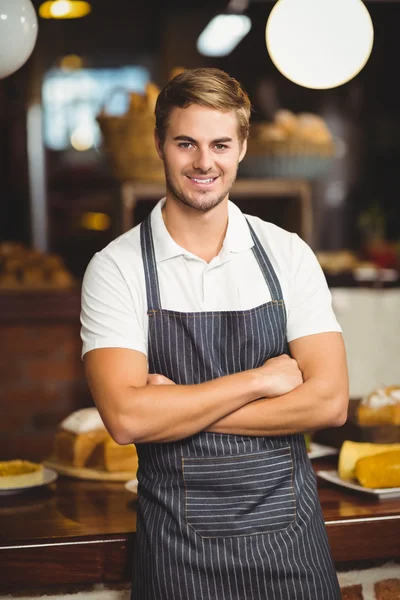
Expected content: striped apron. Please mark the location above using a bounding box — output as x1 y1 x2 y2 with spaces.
132 214 341 600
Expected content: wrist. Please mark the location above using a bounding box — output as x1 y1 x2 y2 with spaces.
248 369 265 400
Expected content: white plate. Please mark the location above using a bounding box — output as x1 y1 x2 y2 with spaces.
0 467 58 496
308 443 339 460
125 478 138 494
317 470 400 499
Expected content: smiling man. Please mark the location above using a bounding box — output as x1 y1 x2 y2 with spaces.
81 68 348 600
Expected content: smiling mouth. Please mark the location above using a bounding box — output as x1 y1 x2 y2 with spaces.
186 176 219 185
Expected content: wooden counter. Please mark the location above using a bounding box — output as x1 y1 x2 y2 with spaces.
1 456 399 590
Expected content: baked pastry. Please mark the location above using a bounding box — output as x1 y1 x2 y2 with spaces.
50 268 75 288
357 386 400 426
0 273 21 289
0 460 44 488
275 109 298 136
338 441 400 481
86 435 139 473
355 450 400 488
247 109 335 158
0 241 75 290
296 112 332 144
315 250 360 275
53 407 138 473
54 408 108 468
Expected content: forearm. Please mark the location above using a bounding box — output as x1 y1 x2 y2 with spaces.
116 370 261 444
206 379 348 437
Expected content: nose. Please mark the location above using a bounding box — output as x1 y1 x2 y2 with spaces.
192 147 213 172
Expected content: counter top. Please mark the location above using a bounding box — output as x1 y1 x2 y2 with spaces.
0 287 81 323
1 457 399 590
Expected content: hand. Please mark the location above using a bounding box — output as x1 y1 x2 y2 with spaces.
147 373 176 386
254 354 303 398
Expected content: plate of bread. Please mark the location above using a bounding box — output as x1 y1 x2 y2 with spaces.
0 460 57 495
318 440 400 498
44 407 138 482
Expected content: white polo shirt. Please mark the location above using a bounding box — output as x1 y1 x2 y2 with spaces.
80 198 341 360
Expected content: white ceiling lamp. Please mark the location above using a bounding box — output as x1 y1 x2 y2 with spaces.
197 0 251 57
266 0 374 90
0 0 38 79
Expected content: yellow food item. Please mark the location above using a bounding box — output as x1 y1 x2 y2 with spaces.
338 441 400 481
275 109 298 136
315 250 360 275
0 241 75 290
355 450 400 489
86 436 139 473
54 428 109 468
0 460 44 488
357 385 400 426
53 408 138 474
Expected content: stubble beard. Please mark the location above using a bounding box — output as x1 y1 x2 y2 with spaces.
163 159 238 213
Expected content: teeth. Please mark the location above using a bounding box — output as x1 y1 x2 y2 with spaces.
192 178 214 183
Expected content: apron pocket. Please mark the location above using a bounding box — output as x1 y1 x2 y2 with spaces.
182 446 296 538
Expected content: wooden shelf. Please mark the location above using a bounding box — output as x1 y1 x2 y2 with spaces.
119 178 313 243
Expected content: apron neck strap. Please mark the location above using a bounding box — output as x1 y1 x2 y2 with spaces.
140 214 162 311
245 218 284 302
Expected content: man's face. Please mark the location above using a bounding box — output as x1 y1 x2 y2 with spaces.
156 104 247 213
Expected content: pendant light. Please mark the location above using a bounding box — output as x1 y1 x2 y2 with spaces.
197 0 251 57
266 0 374 90
39 1 92 19
0 0 38 79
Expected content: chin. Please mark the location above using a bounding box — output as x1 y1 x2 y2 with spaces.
184 194 226 213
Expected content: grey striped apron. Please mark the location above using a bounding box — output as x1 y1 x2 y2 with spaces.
132 213 341 600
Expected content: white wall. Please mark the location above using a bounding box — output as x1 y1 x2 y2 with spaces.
331 288 400 398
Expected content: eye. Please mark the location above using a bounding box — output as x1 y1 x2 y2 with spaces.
214 144 228 151
178 142 194 149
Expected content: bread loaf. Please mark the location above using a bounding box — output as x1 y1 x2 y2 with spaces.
355 450 400 488
338 441 400 481
53 407 138 473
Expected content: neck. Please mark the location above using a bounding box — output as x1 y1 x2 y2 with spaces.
162 196 229 263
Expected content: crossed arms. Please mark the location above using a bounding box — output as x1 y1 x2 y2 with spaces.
84 331 349 444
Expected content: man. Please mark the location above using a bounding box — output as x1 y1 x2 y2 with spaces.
81 68 348 599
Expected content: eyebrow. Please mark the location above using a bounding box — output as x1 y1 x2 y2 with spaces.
173 135 233 144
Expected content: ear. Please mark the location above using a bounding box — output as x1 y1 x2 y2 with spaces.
154 131 164 160
238 138 248 163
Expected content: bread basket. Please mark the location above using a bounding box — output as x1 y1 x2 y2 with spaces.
96 86 164 183
240 112 337 179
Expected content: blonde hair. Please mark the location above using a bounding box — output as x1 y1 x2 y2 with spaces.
155 68 251 145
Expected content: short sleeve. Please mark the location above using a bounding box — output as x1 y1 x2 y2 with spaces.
286 234 342 343
80 252 147 359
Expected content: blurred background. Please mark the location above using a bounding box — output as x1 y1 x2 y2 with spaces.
0 0 399 460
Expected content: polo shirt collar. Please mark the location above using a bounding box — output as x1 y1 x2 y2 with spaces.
150 197 254 263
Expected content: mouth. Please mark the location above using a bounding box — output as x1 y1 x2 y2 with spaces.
186 176 219 188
